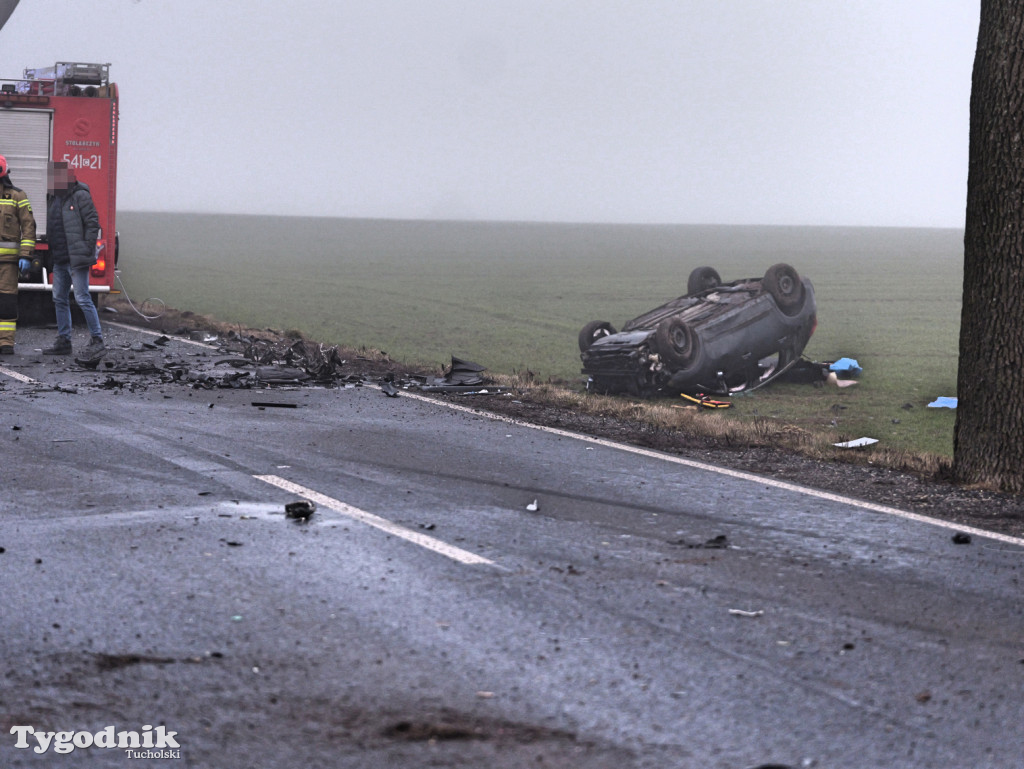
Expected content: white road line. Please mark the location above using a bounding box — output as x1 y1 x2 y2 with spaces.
253 474 496 566
0 365 36 383
106 320 220 349
396 390 1024 549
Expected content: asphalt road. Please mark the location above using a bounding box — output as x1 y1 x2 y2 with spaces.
2 322 1023 768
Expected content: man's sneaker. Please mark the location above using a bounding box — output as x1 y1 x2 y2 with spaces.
0 345 13 355
42 336 72 355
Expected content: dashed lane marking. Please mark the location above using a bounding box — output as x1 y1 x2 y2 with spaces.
254 474 496 566
395 390 1024 550
0 365 35 383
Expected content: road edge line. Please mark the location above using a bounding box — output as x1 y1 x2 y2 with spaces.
395 390 1024 549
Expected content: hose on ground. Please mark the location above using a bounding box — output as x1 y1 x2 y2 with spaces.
114 272 165 321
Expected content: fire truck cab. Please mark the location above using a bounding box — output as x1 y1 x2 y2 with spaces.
1 61 119 319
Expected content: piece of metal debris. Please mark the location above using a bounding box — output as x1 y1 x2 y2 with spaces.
700 534 729 549
669 534 730 549
728 609 764 618
284 499 316 521
951 532 972 545
415 355 495 392
251 401 299 409
74 354 104 369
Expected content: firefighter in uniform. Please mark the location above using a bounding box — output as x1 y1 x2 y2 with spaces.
0 154 37 354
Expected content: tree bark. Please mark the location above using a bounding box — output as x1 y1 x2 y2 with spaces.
954 1 1024 492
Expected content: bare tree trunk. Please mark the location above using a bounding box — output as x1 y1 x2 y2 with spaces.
954 1 1024 492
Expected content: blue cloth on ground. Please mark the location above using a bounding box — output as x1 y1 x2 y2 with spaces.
829 357 862 375
927 397 957 409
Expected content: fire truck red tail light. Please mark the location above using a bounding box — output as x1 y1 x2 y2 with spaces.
91 256 106 277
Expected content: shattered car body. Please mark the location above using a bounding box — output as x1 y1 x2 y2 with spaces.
579 263 816 396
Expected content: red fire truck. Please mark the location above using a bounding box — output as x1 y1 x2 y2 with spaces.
1 61 119 319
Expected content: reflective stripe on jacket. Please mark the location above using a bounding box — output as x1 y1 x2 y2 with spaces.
0 180 37 261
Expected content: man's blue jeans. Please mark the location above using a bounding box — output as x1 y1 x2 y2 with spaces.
52 261 103 340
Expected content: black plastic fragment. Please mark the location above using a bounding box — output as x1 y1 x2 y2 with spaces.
285 500 316 521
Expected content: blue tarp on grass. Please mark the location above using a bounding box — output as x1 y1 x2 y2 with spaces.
829 357 862 375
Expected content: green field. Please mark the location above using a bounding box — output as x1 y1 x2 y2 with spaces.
116 213 963 456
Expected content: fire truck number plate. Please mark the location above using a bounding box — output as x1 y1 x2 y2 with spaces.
62 153 103 170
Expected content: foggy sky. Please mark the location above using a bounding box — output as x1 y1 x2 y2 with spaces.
1 1 979 227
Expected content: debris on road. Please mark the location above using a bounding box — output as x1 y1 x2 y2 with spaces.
951 532 972 545
728 609 764 618
94 653 179 671
411 356 508 394
700 534 730 549
526 499 539 511
256 366 310 385
251 401 300 409
928 397 958 409
285 499 317 522
74 354 103 370
443 356 486 386
669 534 730 549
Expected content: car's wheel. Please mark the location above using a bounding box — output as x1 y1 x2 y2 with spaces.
655 318 699 368
578 320 617 352
687 266 721 295
762 263 805 315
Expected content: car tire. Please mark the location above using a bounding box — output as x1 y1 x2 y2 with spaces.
578 320 617 352
655 318 699 368
762 263 805 316
687 266 722 295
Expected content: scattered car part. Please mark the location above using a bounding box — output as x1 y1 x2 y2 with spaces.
284 500 316 521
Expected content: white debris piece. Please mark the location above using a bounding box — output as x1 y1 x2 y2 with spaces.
526 499 538 512
833 437 879 448
728 609 764 618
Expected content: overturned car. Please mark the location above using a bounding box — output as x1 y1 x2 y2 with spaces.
579 263 816 397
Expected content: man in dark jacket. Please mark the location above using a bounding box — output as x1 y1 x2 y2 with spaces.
42 162 104 357
0 153 37 354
